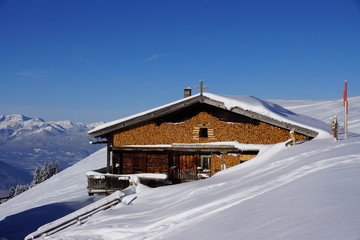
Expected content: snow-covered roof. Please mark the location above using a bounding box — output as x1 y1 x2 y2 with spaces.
88 92 330 139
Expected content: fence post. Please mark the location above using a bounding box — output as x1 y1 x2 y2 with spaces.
331 117 338 140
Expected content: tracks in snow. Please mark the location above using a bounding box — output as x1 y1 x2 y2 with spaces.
64 145 359 239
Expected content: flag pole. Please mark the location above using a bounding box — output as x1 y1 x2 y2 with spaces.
343 81 348 138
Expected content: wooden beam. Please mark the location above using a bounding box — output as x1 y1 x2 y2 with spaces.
111 144 250 154
111 146 169 152
106 136 112 173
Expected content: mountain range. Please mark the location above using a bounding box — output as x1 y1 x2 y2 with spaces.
0 114 104 196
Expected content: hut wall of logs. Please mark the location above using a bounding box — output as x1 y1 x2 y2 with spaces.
113 112 307 146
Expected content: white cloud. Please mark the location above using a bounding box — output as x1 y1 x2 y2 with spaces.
143 53 170 62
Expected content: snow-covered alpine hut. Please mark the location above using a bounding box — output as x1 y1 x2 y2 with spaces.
87 90 321 195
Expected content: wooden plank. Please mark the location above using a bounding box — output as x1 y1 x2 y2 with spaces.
106 137 111 173
147 154 168 174
112 145 243 153
132 153 147 173
112 146 169 152
122 153 133 174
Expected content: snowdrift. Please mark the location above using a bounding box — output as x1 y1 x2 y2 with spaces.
1 97 359 240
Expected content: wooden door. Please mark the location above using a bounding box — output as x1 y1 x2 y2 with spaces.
178 155 198 181
179 155 197 170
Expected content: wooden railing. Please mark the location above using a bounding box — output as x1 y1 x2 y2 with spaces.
25 190 135 239
178 170 198 182
87 169 131 195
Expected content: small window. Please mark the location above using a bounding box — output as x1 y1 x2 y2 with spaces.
199 128 208 138
201 156 211 170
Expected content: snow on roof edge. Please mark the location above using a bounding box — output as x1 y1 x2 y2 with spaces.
88 93 201 135
118 142 266 151
89 92 331 139
203 93 330 138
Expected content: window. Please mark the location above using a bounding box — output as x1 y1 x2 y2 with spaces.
199 128 208 138
200 156 211 170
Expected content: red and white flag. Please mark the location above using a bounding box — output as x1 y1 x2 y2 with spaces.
343 81 348 115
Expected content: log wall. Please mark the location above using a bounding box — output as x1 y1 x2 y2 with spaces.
113 112 307 146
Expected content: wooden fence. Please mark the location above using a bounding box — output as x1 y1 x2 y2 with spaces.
178 170 198 182
87 174 130 195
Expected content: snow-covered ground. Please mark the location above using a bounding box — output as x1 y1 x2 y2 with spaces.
271 96 360 134
1 97 360 240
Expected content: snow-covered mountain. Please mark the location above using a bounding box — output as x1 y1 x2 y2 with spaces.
0 98 359 240
0 114 104 194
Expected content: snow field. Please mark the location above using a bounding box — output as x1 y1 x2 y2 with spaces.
1 97 360 239
48 137 360 240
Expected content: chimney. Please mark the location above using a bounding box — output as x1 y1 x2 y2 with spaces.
184 88 192 98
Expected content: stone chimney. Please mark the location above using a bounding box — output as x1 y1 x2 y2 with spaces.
184 88 192 98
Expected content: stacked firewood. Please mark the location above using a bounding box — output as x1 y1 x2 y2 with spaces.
113 112 307 146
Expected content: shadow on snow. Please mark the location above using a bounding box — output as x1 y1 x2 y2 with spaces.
0 199 96 240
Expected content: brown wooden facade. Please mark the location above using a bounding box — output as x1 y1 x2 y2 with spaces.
105 104 307 184
88 94 317 190
111 148 259 184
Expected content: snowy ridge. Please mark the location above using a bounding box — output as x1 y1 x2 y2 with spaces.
1 98 360 239
0 114 103 140
270 96 360 136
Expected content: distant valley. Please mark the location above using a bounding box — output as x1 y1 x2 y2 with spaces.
0 114 104 196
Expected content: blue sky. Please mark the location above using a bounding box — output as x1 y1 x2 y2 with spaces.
1 0 359 123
